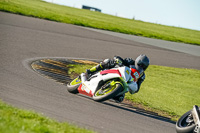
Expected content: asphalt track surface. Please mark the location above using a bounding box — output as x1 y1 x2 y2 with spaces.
0 12 200 133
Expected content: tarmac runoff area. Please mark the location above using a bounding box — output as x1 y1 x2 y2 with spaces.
84 27 200 57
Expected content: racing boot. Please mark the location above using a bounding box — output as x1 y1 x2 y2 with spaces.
85 64 103 79
85 58 115 80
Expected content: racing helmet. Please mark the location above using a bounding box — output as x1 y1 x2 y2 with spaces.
135 54 150 71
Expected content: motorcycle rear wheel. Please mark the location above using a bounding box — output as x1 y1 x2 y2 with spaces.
66 77 81 94
176 110 196 133
93 81 123 102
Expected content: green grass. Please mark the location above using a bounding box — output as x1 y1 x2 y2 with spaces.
0 0 200 45
67 64 95 78
68 64 200 119
0 100 94 133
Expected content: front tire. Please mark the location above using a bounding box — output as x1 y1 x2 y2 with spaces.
93 81 123 102
67 77 81 94
176 110 196 133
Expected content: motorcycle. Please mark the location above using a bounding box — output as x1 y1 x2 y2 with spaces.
66 66 135 102
176 105 200 133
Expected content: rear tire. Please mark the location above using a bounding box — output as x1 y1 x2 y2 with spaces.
176 110 196 133
93 82 123 102
67 77 81 94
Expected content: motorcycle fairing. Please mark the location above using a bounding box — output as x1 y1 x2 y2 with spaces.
78 84 94 97
100 69 121 77
78 66 134 97
79 69 122 97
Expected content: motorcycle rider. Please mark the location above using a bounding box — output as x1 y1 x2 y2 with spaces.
86 55 150 103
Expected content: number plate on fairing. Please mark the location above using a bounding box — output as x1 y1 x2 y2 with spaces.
78 84 94 97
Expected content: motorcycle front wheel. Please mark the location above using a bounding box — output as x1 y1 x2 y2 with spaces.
176 110 196 133
66 76 81 94
93 80 123 102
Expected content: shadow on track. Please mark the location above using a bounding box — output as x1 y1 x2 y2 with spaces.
103 101 176 124
75 93 176 125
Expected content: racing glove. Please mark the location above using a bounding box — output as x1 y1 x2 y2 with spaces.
113 56 124 66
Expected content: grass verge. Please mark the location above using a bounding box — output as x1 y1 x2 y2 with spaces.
0 0 200 45
68 64 200 120
0 100 94 133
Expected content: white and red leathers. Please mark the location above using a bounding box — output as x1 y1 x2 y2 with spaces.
118 66 140 94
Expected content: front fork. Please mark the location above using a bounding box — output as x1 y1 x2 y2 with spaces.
114 77 129 97
192 105 200 133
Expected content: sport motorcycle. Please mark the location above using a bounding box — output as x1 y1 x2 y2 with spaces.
66 66 138 102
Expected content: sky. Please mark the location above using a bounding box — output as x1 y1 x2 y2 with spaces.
44 0 200 31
